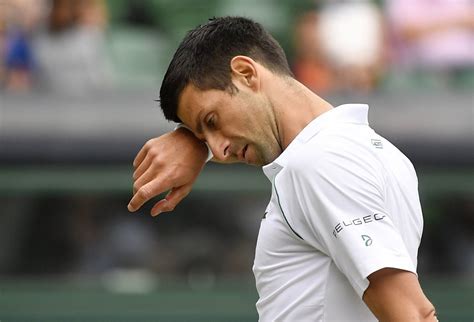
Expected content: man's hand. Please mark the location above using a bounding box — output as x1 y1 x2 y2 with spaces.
128 127 208 216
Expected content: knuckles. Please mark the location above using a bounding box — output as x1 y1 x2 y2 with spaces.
137 186 151 199
145 138 156 148
148 147 158 158
132 182 141 193
151 158 163 167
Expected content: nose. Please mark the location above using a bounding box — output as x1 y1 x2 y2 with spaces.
206 133 231 162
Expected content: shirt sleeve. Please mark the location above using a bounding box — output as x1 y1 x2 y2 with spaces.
276 142 417 298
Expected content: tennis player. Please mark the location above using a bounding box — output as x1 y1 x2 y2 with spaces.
128 17 437 321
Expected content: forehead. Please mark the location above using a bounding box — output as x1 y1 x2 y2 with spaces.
177 84 205 128
177 84 226 128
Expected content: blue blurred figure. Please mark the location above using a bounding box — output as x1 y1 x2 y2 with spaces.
5 28 35 90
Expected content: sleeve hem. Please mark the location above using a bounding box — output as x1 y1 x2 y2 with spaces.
352 256 417 298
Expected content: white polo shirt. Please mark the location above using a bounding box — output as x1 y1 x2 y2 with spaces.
253 104 423 321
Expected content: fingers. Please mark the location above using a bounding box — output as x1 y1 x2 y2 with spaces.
133 153 152 180
129 130 206 215
132 166 155 195
150 185 192 217
149 199 169 216
133 141 150 167
127 178 170 212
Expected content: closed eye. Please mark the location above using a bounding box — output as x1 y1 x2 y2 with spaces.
206 114 216 129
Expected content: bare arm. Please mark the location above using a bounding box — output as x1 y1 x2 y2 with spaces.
363 268 437 322
128 127 208 216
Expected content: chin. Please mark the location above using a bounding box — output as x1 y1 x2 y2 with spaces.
249 161 264 167
248 146 279 167
255 156 275 167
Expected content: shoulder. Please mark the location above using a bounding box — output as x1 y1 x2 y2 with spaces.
280 129 385 199
287 129 376 175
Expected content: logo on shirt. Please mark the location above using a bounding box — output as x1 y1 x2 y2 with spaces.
361 235 373 246
332 213 386 238
371 139 383 149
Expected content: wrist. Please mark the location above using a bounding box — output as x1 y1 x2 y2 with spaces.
175 124 213 162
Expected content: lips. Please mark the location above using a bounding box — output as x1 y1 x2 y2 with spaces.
243 145 248 161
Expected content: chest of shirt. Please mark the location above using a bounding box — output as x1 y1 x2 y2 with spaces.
253 189 329 277
252 188 375 321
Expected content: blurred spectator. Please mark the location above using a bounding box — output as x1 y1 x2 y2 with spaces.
34 0 111 95
293 10 336 94
1 0 44 92
0 2 8 86
5 28 34 91
386 0 474 87
318 1 386 93
293 1 386 94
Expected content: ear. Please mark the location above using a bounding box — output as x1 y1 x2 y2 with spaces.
230 56 260 91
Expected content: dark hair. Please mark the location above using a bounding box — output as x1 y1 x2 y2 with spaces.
159 16 292 122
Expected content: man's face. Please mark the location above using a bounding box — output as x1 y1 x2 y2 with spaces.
177 83 282 166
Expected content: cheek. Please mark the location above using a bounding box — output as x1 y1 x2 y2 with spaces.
231 113 254 134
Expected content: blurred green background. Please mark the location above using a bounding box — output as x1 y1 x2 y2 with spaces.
0 0 473 321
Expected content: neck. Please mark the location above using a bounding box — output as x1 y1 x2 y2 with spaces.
265 75 333 150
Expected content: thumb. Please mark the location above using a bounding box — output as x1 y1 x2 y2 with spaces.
150 184 192 217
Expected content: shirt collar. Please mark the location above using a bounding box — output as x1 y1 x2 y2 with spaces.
262 104 369 180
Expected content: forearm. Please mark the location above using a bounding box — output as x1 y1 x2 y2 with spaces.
363 268 438 322
367 297 437 322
